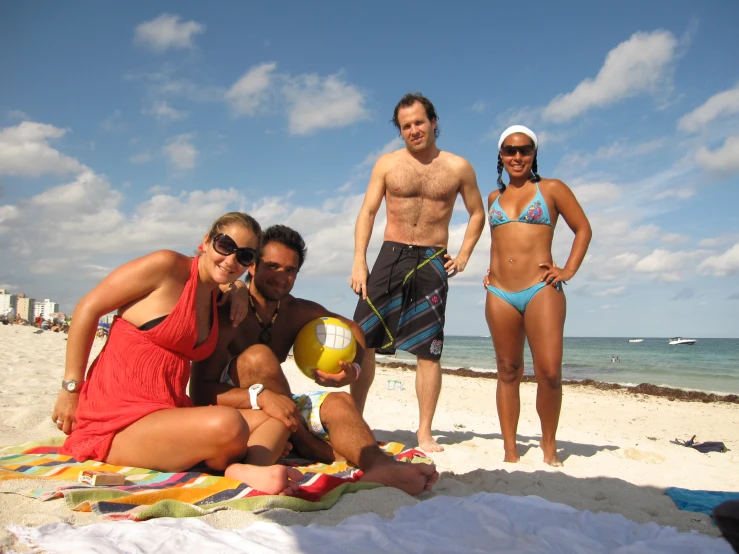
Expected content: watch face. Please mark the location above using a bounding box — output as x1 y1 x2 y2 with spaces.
64 380 78 392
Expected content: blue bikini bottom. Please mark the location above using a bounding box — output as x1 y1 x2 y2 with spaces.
486 281 561 314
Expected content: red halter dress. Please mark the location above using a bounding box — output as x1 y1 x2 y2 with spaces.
60 256 218 462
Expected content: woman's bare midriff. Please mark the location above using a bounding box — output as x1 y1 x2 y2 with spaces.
488 224 554 291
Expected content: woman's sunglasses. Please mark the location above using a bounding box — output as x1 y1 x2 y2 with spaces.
500 145 535 157
211 234 257 267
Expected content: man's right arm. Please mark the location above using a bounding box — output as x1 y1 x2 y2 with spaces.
350 155 389 299
190 312 300 431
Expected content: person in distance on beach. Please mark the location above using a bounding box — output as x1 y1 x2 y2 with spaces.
350 92 486 453
484 126 592 466
53 212 302 495
191 225 439 496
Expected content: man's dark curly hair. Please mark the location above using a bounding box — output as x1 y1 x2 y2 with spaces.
260 224 307 269
391 92 440 139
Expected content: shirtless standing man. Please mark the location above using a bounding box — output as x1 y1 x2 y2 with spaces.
350 93 485 452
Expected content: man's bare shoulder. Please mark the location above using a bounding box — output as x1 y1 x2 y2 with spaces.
286 296 331 326
375 149 408 169
438 150 474 172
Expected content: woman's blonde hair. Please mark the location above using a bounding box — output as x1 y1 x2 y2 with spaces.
206 212 262 242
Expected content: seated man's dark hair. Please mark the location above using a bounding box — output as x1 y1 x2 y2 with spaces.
261 225 307 269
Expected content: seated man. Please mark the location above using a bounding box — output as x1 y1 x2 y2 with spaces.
191 225 438 496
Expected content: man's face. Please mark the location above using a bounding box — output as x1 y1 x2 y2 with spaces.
251 242 300 301
397 101 436 152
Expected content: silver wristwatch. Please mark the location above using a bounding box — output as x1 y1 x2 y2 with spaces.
249 383 264 410
62 379 82 392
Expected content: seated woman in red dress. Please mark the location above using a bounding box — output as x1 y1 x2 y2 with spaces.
52 212 302 495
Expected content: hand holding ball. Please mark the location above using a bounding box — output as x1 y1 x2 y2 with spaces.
294 317 357 379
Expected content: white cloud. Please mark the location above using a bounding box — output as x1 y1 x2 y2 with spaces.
699 234 739 247
163 133 198 171
543 30 677 122
471 101 487 113
7 110 29 120
570 182 622 206
143 101 188 122
661 233 690 244
134 13 205 53
559 139 665 172
129 151 153 165
698 242 739 277
654 188 695 200
100 109 124 132
586 251 639 282
535 130 569 146
225 62 277 116
634 248 707 281
148 185 170 194
0 121 86 177
357 138 403 168
594 217 661 246
678 84 739 132
595 285 626 297
283 73 369 135
696 136 739 175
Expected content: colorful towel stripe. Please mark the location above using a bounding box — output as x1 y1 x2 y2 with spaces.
0 439 425 521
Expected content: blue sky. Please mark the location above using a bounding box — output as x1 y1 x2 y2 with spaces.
1 2 738 338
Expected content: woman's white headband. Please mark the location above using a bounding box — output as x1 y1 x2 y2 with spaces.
498 125 538 150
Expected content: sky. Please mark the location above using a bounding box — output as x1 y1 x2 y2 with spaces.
1 1 738 338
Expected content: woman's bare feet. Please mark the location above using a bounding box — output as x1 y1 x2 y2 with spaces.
224 464 304 495
360 458 439 495
417 432 444 453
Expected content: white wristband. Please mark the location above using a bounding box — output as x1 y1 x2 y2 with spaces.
351 362 361 381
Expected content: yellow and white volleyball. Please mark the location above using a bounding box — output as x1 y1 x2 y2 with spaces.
294 317 357 378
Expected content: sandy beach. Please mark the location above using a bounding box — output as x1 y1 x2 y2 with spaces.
1 323 738 551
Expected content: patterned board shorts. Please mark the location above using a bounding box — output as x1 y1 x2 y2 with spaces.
353 241 448 360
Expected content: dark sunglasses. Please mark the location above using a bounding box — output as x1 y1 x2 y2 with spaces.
211 234 257 267
500 145 535 157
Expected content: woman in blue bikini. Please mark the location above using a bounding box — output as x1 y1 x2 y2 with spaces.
485 125 591 466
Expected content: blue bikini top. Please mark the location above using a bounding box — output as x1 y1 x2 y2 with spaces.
488 184 552 227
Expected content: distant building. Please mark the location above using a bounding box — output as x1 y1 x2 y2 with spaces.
99 312 116 325
16 297 36 322
34 299 59 320
0 290 18 317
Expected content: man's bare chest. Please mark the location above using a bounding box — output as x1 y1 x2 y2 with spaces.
235 316 297 362
386 162 459 201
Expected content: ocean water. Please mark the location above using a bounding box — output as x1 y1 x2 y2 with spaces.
378 336 739 395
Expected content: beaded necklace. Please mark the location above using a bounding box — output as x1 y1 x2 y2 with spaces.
248 295 280 345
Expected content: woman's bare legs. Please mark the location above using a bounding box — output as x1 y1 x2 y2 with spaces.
485 292 526 463
107 405 250 471
524 285 566 466
107 405 301 495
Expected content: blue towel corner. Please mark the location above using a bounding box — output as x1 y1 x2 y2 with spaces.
665 487 739 516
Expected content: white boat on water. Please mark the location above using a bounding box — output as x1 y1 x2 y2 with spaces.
628 338 643 343
668 337 697 345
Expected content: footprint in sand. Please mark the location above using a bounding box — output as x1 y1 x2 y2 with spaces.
622 448 666 464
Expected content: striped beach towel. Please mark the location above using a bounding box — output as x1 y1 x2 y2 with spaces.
0 438 426 521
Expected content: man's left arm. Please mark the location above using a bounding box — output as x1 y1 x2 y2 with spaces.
444 158 485 276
